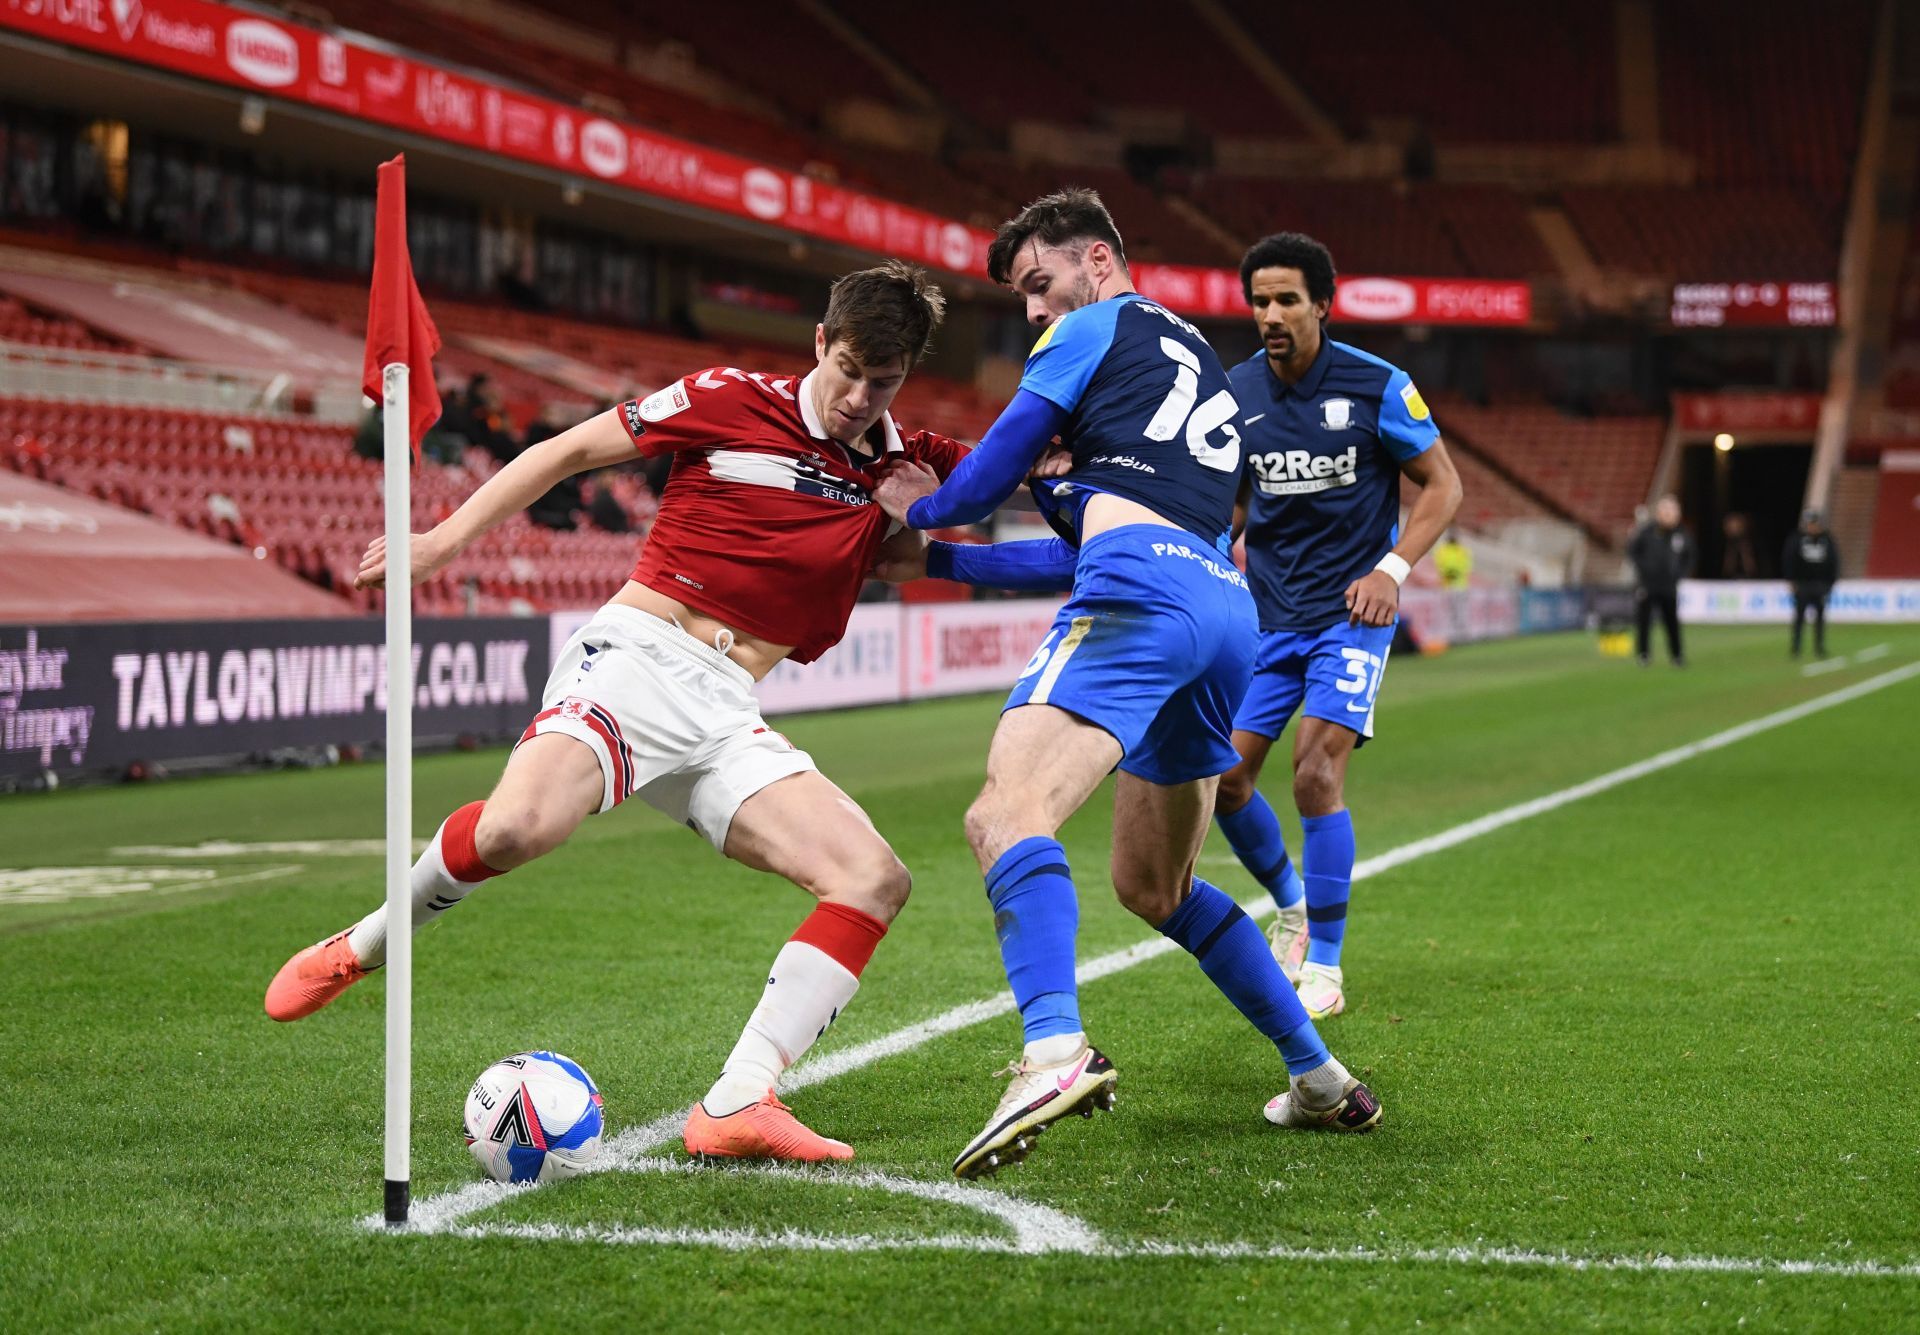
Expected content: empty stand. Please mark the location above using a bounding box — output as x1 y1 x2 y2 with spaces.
1223 0 1616 144
1401 440 1557 536
1437 400 1665 544
0 293 133 352
1561 186 1838 280
0 467 356 621
317 0 848 177
959 156 1232 265
1655 0 1873 195
827 0 1099 132
538 0 910 127
1187 178 1540 277
0 398 653 616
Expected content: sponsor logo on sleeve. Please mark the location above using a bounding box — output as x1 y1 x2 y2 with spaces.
1400 381 1431 421
639 383 692 422
620 401 647 439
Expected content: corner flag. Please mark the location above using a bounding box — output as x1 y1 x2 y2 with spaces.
363 153 438 1226
363 155 442 455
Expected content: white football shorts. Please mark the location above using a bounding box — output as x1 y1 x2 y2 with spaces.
518 603 816 849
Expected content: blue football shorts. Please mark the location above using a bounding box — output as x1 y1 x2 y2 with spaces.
1232 617 1395 743
1002 524 1257 786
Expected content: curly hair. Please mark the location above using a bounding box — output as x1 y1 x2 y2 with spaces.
1238 232 1337 307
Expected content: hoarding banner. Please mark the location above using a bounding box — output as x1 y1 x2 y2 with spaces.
1677 579 1920 623
1133 267 1532 326
0 617 543 778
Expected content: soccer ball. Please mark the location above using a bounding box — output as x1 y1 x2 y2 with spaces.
462 1050 604 1183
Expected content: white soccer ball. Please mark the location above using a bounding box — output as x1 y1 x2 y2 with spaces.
462 1050 604 1184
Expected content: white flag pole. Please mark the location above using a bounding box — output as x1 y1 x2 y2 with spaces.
381 360 413 1226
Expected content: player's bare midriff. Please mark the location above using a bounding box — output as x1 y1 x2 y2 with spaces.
1079 491 1184 540
608 580 794 681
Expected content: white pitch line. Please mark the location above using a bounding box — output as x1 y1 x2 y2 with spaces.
1801 657 1849 677
462 1220 1920 1280
392 659 1920 1254
1854 643 1891 663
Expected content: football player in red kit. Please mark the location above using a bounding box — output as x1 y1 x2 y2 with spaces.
265 262 966 1163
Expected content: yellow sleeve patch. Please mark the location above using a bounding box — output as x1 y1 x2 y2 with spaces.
1029 322 1059 357
1399 381 1431 421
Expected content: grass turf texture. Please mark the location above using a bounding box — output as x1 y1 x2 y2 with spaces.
4 626 1918 1331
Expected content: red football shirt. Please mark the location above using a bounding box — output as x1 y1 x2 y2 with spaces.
615 366 969 663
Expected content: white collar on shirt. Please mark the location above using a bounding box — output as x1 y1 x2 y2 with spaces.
797 368 903 458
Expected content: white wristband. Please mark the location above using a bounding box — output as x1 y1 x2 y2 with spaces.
1374 552 1411 586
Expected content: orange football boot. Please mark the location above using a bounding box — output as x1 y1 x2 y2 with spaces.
683 1091 854 1163
264 930 370 1022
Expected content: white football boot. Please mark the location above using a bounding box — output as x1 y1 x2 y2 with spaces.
951 1041 1117 1180
1295 961 1345 1019
1266 906 1309 984
1263 1073 1382 1132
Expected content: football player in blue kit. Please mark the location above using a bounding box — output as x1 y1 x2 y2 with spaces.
1212 233 1462 1021
874 192 1380 1180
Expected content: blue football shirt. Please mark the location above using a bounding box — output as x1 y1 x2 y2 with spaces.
1231 338 1439 631
1020 292 1245 552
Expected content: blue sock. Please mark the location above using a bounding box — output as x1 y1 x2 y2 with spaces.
1216 791 1305 913
1301 810 1356 968
1158 879 1329 1075
985 837 1082 1042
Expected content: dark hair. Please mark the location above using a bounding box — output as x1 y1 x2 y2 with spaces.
1239 232 1337 307
821 260 947 369
986 187 1129 285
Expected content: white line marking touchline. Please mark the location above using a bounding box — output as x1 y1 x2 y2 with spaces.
1801 657 1849 677
385 660 1920 1275
460 1220 1920 1279
1854 643 1890 662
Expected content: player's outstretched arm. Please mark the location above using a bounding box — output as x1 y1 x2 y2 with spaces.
1345 438 1464 626
355 408 637 590
927 537 1077 592
874 391 1068 529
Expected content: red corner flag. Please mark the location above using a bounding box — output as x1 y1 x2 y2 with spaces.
363 155 442 456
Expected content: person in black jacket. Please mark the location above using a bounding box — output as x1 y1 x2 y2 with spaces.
1627 494 1693 666
1782 509 1839 658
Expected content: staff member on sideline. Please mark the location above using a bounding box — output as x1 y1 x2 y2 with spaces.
1627 494 1692 667
1783 509 1838 659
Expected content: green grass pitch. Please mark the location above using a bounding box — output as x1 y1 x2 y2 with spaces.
4 626 1918 1331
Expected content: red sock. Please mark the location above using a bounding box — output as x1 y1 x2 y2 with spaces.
788 901 888 977
441 800 505 883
